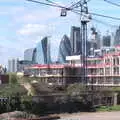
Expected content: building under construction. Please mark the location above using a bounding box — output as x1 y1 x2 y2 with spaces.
24 45 120 87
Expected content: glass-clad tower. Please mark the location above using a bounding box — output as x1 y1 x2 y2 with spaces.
24 48 37 64
70 26 81 55
32 48 37 64
114 26 120 46
36 37 51 64
24 48 34 61
102 35 111 47
58 35 71 63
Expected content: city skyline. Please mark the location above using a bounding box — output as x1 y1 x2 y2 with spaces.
0 0 120 66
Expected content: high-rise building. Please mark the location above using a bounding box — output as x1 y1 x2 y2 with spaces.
90 27 101 49
24 48 37 64
8 58 19 73
24 48 34 61
58 35 71 63
96 32 101 49
102 35 111 47
114 26 120 46
32 48 37 64
36 37 51 64
70 26 81 55
70 26 92 56
90 28 101 56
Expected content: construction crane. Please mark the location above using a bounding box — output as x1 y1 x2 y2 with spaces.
26 0 91 86
61 0 91 85
26 0 120 88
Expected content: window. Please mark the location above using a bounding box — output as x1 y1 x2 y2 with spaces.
114 67 119 75
105 68 110 75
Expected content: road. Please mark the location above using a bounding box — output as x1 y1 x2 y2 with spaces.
58 111 120 120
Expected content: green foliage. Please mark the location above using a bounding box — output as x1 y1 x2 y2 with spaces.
22 77 39 84
9 73 18 84
112 87 120 92
0 84 27 96
0 94 93 115
0 93 22 113
67 83 86 96
96 105 120 112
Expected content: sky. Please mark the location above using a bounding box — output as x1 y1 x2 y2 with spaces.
0 0 120 66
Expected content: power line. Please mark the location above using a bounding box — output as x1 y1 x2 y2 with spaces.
26 0 70 10
87 0 91 2
68 0 83 9
26 0 120 20
69 0 91 9
45 0 58 6
45 0 72 12
92 18 118 28
104 0 120 7
72 10 118 28
90 12 120 20
74 9 120 20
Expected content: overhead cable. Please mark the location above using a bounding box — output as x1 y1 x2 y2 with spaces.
104 0 120 7
74 9 120 20
45 0 58 6
26 0 120 20
26 0 70 9
72 10 118 28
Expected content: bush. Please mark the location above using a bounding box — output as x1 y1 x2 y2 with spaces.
9 73 18 84
96 105 120 112
0 84 27 96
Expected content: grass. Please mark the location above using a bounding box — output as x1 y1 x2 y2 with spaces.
96 105 120 112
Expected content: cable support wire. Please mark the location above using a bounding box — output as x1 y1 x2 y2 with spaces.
45 0 59 6
92 18 118 28
45 0 56 4
72 10 118 28
26 0 70 10
73 9 120 20
68 0 83 9
90 12 120 20
104 0 120 7
68 0 91 9
26 0 120 20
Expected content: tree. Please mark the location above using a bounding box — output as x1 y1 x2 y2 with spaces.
67 83 86 96
9 73 18 84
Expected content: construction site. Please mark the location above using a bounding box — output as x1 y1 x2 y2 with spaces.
2 0 120 119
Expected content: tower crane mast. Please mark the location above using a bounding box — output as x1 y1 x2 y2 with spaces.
60 0 91 85
26 0 91 86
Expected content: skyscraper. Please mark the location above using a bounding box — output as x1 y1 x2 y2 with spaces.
70 26 81 55
24 48 34 61
58 35 71 63
8 58 19 73
102 35 111 47
36 37 51 64
114 26 120 46
24 48 37 64
70 26 91 56
32 48 37 64
96 31 101 49
90 27 101 49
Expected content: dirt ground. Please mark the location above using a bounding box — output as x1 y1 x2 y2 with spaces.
58 111 120 120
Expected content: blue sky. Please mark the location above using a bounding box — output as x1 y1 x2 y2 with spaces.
0 0 120 66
